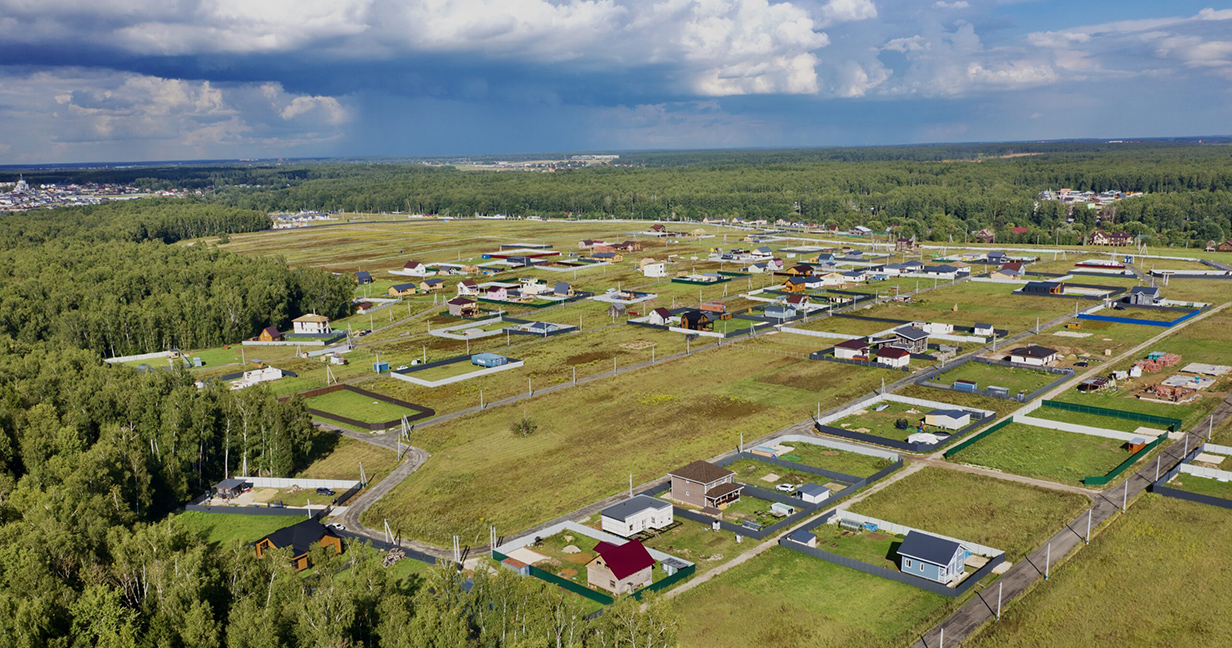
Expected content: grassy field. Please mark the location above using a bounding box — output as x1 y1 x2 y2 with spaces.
405 359 502 382
1027 405 1172 434
948 422 1133 486
719 493 785 528
305 388 426 424
1167 473 1232 500
671 546 953 648
849 467 1090 560
775 442 895 478
928 361 1058 395
811 525 904 569
829 400 943 442
966 495 1232 648
364 343 896 546
299 436 400 486
175 511 301 546
638 517 744 577
727 458 839 490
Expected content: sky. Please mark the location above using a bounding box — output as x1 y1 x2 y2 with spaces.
0 0 1230 163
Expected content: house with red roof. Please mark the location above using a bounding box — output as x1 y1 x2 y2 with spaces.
586 539 655 595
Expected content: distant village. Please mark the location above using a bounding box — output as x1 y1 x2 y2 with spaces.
0 175 190 213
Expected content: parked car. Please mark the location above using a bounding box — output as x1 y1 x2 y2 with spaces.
327 523 346 531
775 483 796 493
316 487 336 496
1075 361 1089 367
396 365 409 371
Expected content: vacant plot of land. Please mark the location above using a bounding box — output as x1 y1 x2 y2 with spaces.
175 511 300 546
849 467 1090 560
1167 473 1232 500
727 459 835 491
930 361 1057 395
720 493 786 528
949 422 1132 486
966 495 1232 648
1026 406 1170 434
306 389 424 424
365 344 896 546
671 547 951 648
861 281 1075 332
776 442 895 478
299 436 399 486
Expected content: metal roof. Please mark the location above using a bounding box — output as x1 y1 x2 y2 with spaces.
897 530 963 566
600 495 672 522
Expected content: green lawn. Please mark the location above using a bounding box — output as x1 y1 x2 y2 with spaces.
305 389 425 424
810 525 904 569
929 361 1057 396
640 517 743 577
727 458 838 490
949 422 1133 486
1044 392 1216 432
849 467 1090 560
830 400 939 441
1028 405 1173 434
175 511 301 546
720 494 786 528
1167 473 1232 500
775 442 895 478
671 547 952 648
966 495 1232 648
409 358 509 382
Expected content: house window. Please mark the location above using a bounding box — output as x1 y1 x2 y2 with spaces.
610 580 616 588
904 559 912 569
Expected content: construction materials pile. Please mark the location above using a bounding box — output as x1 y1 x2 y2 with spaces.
1136 352 1181 374
383 548 406 568
1141 383 1198 403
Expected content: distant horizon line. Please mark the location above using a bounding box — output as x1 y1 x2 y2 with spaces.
2 134 1230 172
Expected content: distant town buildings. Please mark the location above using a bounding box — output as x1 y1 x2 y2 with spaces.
0 175 186 213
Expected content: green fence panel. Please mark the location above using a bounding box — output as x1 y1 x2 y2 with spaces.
1042 400 1182 432
1083 433 1170 486
944 418 1014 459
636 564 696 599
527 565 615 605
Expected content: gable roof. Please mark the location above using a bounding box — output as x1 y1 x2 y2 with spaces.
835 338 871 350
592 540 655 580
998 262 1024 273
257 519 339 557
293 314 330 323
403 260 424 268
422 278 444 285
391 282 417 291
460 279 478 287
877 346 911 359
261 326 281 338
356 271 371 280
554 281 571 294
928 408 968 419
669 460 734 485
897 531 962 566
785 294 807 304
796 483 828 498
1129 286 1160 296
447 297 474 306
651 307 672 319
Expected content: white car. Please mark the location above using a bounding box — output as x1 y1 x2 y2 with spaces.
327 523 346 531
775 483 796 493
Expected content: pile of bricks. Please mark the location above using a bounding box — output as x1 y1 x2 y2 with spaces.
1136 353 1182 373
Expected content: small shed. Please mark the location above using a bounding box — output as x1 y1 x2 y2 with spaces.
925 409 971 430
1127 437 1147 453
472 353 509 368
212 478 249 499
787 529 817 548
795 483 829 505
954 379 978 393
355 271 373 285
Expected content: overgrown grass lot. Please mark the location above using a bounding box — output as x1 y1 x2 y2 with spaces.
928 361 1058 396
299 436 400 486
966 495 1232 648
175 511 300 546
948 423 1135 486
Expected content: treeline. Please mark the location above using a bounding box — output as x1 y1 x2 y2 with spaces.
0 202 350 356
0 200 270 245
0 342 677 647
172 145 1232 245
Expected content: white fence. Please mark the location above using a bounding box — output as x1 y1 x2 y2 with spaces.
774 434 900 461
1180 464 1232 482
105 350 173 364
830 510 1004 558
390 360 525 388
817 393 994 427
430 316 509 340
779 327 859 340
1203 443 1232 456
1014 413 1164 442
234 476 362 490
495 520 694 567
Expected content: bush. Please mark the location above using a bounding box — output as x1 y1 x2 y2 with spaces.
512 417 538 437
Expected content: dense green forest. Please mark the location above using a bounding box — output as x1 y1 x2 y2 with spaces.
0 202 351 356
0 199 676 646
10 143 1227 245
